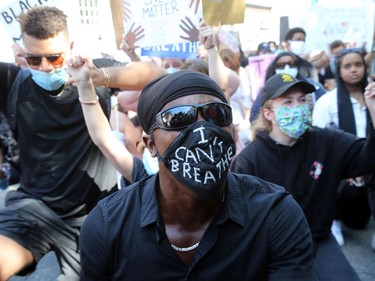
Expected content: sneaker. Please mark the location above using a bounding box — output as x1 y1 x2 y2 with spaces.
331 220 345 246
372 233 375 251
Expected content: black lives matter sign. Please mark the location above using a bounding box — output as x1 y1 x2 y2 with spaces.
0 0 52 43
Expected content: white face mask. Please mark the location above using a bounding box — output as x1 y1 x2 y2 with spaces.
275 65 299 78
289 41 306 56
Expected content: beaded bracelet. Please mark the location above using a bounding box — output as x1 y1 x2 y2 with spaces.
101 68 110 87
79 95 99 105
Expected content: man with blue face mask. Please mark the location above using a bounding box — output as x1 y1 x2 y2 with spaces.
232 73 375 281
79 70 317 280
0 6 166 281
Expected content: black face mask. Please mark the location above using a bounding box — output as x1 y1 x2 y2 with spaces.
158 121 236 200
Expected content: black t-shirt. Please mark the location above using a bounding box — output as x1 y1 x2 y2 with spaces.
0 60 121 217
80 173 316 280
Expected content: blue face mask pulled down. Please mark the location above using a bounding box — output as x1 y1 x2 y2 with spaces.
29 67 68 91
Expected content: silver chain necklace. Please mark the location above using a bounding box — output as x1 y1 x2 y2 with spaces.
169 191 224 253
171 241 200 252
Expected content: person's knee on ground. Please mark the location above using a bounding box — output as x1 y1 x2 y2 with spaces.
337 183 371 229
0 234 34 280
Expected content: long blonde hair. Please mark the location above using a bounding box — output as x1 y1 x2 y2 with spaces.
251 100 273 140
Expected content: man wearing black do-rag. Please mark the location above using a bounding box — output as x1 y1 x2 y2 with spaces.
80 70 317 280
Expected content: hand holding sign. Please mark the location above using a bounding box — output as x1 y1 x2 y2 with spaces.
199 20 219 49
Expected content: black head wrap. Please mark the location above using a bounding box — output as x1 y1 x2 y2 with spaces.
137 70 227 134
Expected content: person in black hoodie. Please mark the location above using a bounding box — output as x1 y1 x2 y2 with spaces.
231 73 375 281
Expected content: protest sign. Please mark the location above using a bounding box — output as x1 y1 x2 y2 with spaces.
289 4 375 52
202 0 245 26
122 0 202 48
247 54 276 101
141 42 200 59
0 0 55 43
110 0 124 49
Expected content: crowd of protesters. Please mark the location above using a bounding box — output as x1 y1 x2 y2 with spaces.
0 4 374 281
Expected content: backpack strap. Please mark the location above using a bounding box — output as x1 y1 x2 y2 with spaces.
7 68 30 133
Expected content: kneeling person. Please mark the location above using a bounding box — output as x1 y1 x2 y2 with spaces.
80 70 317 280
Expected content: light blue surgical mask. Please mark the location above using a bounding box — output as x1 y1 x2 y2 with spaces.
29 67 68 91
166 67 179 74
275 65 299 78
142 148 159 175
110 96 119 109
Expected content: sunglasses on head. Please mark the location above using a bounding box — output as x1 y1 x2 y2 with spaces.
25 53 65 67
338 48 363 57
150 102 232 133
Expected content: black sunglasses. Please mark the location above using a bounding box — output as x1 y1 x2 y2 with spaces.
150 102 232 133
25 53 65 67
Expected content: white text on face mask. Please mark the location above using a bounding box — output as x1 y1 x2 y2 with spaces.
169 126 234 184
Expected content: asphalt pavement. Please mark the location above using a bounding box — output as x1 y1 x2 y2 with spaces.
1 186 375 281
341 220 375 281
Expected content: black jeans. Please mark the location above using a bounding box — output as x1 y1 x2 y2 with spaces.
335 180 371 229
313 234 360 280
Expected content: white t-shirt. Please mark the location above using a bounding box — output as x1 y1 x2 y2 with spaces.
230 67 252 124
112 111 126 188
312 88 367 138
230 67 252 144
